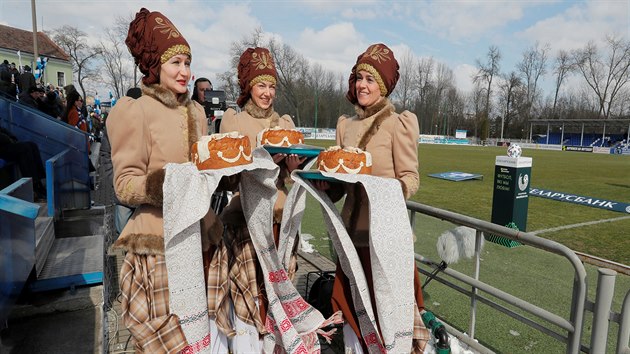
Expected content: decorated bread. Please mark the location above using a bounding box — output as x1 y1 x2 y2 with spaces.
191 132 252 170
317 146 372 174
257 127 304 147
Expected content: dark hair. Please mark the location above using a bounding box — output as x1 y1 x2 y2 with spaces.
191 77 212 102
28 86 45 94
126 87 142 99
62 91 82 123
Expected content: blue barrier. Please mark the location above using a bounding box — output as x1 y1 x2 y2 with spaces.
0 95 91 217
46 149 90 217
0 178 39 329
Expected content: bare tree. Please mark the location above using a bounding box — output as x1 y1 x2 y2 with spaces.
466 84 487 139
269 39 309 126
99 17 134 99
552 50 573 113
217 28 265 103
434 62 456 135
497 71 523 140
572 35 630 118
414 57 434 133
473 45 501 140
50 25 101 100
392 49 416 111
517 42 549 119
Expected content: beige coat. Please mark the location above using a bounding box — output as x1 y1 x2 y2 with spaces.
219 100 296 224
106 84 207 255
336 97 420 246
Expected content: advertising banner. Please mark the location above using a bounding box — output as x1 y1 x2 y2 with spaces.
529 188 630 214
562 146 593 152
489 156 532 247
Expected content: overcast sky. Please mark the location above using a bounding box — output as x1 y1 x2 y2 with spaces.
1 0 628 97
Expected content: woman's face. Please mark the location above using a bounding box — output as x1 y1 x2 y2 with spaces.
75 97 83 109
355 70 381 107
251 80 276 110
159 54 191 95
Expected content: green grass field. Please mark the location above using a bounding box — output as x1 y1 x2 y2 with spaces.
298 140 630 353
303 140 629 264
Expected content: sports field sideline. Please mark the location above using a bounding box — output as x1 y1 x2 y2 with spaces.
302 140 629 265
298 140 629 353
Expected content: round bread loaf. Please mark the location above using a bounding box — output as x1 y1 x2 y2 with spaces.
317 146 372 174
257 127 304 147
191 132 252 170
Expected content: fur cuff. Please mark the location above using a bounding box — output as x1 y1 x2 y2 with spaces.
113 233 164 255
401 176 419 199
400 180 408 199
145 169 165 207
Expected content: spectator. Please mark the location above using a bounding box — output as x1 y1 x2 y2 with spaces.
0 126 47 200
62 91 87 132
8 63 18 95
191 77 212 104
17 65 36 93
64 84 88 119
17 85 45 110
0 59 14 98
40 90 63 119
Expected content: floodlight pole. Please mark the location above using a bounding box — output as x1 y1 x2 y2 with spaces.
314 90 318 139
31 0 38 62
500 115 505 142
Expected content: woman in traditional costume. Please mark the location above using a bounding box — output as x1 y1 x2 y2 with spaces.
106 8 212 353
207 46 305 352
318 43 430 353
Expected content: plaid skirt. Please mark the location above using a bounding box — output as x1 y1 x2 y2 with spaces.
330 246 430 353
119 225 298 353
119 253 190 353
206 223 298 338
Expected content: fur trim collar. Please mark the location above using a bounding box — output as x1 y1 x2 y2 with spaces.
141 83 199 156
141 83 191 108
355 97 396 150
244 99 275 119
354 96 391 120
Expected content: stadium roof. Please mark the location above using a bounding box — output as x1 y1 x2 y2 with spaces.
530 118 630 124
529 118 630 131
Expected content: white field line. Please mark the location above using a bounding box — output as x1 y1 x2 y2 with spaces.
531 215 630 235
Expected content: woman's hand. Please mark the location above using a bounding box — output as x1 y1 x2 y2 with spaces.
285 154 307 173
313 180 330 191
272 153 287 164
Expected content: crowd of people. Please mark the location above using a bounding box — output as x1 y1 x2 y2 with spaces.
0 60 106 143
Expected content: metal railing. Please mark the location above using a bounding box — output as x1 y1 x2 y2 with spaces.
407 200 630 353
407 200 592 353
